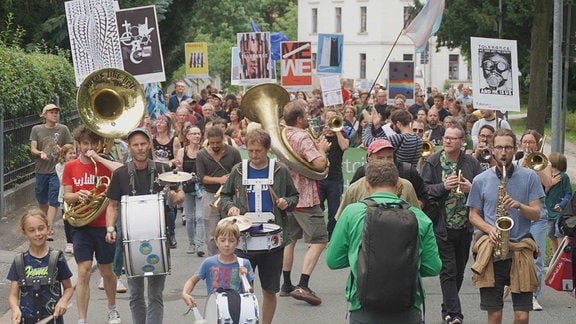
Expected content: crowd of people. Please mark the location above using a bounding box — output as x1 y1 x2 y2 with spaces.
7 80 575 324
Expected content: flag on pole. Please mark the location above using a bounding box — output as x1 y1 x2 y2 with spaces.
402 0 445 53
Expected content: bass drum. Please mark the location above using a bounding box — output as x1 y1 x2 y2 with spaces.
121 193 170 277
205 290 259 324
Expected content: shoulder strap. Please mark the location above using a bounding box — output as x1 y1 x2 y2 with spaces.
47 249 62 284
15 252 26 287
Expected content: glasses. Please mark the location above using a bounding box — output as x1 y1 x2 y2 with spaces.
413 128 424 134
482 60 510 73
522 140 537 145
443 136 462 142
479 134 493 139
493 145 515 152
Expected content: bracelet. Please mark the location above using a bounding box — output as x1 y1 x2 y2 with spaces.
106 226 115 233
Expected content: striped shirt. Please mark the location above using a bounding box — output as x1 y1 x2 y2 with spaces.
388 133 423 165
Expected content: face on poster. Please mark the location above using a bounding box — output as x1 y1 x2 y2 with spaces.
388 61 415 105
185 42 208 78
281 41 312 91
470 37 520 112
316 33 343 74
237 32 274 84
116 5 166 83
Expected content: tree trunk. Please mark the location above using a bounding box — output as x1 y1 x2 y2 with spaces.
526 0 553 134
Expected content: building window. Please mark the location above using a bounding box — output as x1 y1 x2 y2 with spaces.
312 53 317 70
312 8 318 34
335 7 342 33
360 53 366 79
449 54 459 80
360 6 367 33
403 54 413 61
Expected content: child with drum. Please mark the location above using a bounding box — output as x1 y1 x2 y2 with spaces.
7 209 73 324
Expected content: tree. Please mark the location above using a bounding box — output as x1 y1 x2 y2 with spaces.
435 0 551 133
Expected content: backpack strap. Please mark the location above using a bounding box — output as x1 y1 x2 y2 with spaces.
46 249 62 286
15 252 26 288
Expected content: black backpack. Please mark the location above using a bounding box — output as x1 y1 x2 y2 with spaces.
560 192 576 237
356 199 420 313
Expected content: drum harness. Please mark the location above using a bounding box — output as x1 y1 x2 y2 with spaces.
126 160 167 196
241 158 275 216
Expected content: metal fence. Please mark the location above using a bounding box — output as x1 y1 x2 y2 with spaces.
2 110 80 190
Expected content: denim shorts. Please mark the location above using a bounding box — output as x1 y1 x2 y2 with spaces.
479 259 532 312
35 173 60 207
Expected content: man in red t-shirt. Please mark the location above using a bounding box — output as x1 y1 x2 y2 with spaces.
62 124 123 324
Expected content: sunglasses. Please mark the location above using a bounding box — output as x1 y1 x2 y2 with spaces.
413 128 425 133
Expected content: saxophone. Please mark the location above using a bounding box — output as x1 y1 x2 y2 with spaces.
494 162 515 260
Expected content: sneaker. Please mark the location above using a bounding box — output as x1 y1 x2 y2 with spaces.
187 245 196 254
182 215 186 226
169 234 177 249
443 315 452 324
47 228 55 242
64 243 74 254
116 278 127 293
107 309 122 324
98 277 105 290
289 286 322 305
503 285 511 298
279 283 295 297
197 247 205 257
532 297 543 311
449 316 463 324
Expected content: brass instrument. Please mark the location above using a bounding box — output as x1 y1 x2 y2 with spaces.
210 185 223 209
525 135 548 172
63 157 111 227
494 162 515 260
454 169 464 195
64 68 145 227
422 129 434 157
327 115 343 132
240 83 328 180
480 147 492 161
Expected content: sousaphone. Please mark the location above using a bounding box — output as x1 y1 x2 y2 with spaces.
65 68 145 227
240 83 328 180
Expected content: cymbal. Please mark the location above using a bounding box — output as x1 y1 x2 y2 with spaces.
218 216 252 232
158 171 193 183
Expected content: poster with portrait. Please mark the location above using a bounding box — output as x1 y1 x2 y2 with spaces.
388 61 415 106
65 0 124 86
316 33 344 74
237 32 274 85
116 5 165 83
281 41 313 91
471 37 520 112
185 42 209 78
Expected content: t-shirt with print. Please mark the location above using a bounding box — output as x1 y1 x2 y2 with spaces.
62 158 112 227
6 250 72 321
29 124 72 174
196 255 255 295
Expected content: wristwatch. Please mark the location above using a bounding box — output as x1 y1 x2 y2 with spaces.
107 226 116 233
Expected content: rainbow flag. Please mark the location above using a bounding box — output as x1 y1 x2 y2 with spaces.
402 0 445 53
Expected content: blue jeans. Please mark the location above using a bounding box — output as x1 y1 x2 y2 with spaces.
530 217 547 298
128 275 166 324
183 192 204 248
319 179 343 240
165 200 176 236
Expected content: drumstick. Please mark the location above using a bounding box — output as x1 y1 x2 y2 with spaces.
37 303 73 324
192 306 207 324
268 186 279 202
241 273 252 293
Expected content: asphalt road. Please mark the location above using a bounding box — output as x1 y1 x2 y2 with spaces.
1 208 575 323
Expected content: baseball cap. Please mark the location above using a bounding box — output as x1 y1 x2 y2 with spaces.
211 93 223 100
367 139 395 156
126 127 151 141
40 104 59 116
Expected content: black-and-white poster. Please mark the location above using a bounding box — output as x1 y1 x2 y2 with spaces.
116 5 166 83
471 37 520 112
65 0 123 86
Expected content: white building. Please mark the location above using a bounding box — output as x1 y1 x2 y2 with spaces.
297 0 468 93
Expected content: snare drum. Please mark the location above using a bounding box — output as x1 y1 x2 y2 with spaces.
204 290 259 324
238 223 282 252
121 193 171 277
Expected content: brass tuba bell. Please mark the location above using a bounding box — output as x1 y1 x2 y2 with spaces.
240 83 328 180
65 68 145 227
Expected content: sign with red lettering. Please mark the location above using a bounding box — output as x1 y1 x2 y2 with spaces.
281 41 312 91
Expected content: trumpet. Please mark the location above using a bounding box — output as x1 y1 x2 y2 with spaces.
210 185 223 209
480 147 492 161
326 115 343 132
422 129 435 157
454 169 464 195
525 135 548 172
